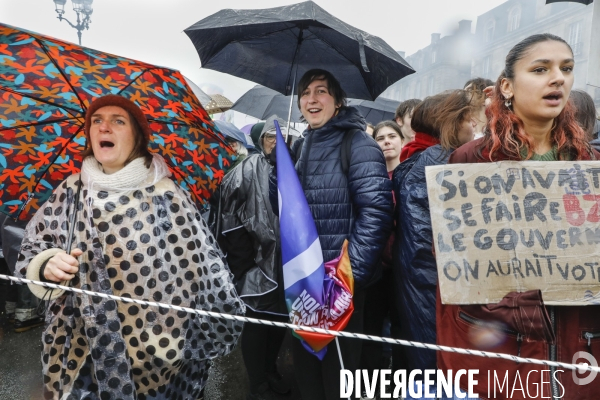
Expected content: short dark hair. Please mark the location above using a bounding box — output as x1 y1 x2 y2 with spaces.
373 120 404 140
570 89 597 140
394 98 421 121
463 77 494 92
297 69 347 109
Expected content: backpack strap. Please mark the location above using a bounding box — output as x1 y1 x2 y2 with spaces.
292 137 305 164
341 129 361 175
296 128 359 174
341 128 362 239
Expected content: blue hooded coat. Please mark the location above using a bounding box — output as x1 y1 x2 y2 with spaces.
271 106 393 288
394 144 451 370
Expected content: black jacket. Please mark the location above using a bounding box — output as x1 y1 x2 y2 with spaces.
0 214 27 273
271 106 393 288
211 153 285 315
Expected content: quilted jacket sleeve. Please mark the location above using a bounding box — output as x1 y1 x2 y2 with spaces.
347 132 393 287
399 151 440 282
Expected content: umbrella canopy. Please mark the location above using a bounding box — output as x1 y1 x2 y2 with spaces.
183 75 213 106
346 97 399 125
213 120 248 147
204 93 233 114
232 85 303 123
240 123 257 148
240 124 254 135
185 0 414 100
0 23 233 220
546 0 593 4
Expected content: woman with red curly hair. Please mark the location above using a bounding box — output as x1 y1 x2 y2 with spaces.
437 34 600 400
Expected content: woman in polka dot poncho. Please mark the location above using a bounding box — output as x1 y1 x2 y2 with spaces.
15 95 245 400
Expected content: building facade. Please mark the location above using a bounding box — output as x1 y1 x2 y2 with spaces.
384 20 475 101
472 0 595 94
384 0 598 107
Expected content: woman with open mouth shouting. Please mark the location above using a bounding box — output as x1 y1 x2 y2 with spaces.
15 94 244 400
437 34 600 400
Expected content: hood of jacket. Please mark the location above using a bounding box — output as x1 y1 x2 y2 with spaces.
259 116 288 157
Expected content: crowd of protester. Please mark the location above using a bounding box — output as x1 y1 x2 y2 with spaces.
1 32 600 400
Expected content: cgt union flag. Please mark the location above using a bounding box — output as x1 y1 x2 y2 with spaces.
274 120 354 360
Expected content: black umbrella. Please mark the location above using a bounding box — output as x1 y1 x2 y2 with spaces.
546 0 592 4
184 0 414 101
232 85 303 123
346 97 399 125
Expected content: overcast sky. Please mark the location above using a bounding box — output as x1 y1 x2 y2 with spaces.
1 0 507 102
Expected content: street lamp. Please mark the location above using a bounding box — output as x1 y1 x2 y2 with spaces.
53 0 94 45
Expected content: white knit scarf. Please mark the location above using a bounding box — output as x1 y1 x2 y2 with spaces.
80 155 171 208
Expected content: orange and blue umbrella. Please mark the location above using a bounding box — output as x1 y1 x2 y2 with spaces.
0 23 234 220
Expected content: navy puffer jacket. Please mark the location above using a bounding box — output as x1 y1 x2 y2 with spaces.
272 107 393 288
394 144 451 371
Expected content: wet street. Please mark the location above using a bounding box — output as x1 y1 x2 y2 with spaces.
204 333 300 400
0 304 300 400
0 313 44 400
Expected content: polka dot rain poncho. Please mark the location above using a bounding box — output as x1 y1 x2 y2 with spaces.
16 155 245 400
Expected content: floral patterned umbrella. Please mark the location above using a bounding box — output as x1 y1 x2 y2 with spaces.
0 23 234 220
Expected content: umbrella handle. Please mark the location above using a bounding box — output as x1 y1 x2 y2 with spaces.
36 176 82 315
66 176 82 257
286 28 303 129
286 74 297 133
215 186 222 238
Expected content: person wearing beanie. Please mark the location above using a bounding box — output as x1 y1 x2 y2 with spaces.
250 122 266 151
14 94 244 400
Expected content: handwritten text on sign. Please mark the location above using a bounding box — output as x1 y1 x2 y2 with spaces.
425 161 600 305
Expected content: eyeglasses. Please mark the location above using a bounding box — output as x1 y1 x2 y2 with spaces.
264 134 277 143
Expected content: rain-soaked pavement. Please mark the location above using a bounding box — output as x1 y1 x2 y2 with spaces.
0 312 44 400
0 303 301 400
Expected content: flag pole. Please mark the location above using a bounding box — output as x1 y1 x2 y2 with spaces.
335 337 351 400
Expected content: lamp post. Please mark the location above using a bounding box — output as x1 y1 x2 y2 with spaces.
53 0 94 45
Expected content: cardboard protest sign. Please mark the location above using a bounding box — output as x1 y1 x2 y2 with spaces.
426 161 600 305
